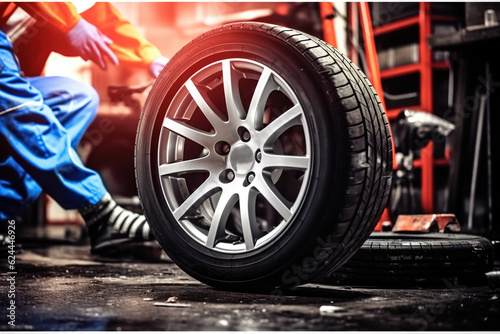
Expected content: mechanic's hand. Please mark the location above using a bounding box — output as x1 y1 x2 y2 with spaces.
149 56 169 78
65 18 119 70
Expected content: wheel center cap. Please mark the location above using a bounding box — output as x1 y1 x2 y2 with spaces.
229 143 254 174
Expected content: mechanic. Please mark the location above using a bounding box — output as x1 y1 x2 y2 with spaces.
0 2 168 254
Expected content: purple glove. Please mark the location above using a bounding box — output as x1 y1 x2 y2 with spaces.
65 18 119 70
149 56 169 78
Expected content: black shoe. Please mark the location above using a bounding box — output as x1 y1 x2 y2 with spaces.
79 193 154 255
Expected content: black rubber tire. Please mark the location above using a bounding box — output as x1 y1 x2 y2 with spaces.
135 22 392 290
325 232 495 285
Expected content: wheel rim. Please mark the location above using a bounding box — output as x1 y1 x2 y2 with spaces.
157 58 312 254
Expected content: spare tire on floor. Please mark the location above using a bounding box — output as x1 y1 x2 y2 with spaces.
324 232 495 286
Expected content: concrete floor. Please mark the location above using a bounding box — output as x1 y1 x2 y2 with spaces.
1 239 500 331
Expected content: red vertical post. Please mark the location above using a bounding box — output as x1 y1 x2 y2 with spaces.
320 2 338 48
419 2 434 213
358 2 386 111
348 2 359 66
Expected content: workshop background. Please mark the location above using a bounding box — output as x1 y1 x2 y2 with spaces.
37 2 497 240
2 2 500 331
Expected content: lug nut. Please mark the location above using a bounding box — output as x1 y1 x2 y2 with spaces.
238 127 251 142
227 170 235 181
215 141 231 156
255 150 262 163
242 131 250 142
247 173 255 183
222 143 230 154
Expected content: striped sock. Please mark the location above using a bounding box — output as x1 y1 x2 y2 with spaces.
79 193 153 241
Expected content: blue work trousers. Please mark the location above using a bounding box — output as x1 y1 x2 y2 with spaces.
0 31 107 220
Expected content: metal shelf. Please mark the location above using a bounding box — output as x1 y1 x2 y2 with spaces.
373 15 458 36
414 157 450 168
375 3 458 213
381 63 420 80
373 16 419 36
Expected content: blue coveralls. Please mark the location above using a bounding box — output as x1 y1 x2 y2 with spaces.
0 30 107 220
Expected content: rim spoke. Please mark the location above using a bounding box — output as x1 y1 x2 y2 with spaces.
261 153 309 170
239 188 259 250
159 156 211 176
173 179 220 220
163 117 214 148
185 79 226 132
206 190 239 248
255 177 292 221
259 104 303 146
222 60 246 122
247 67 276 130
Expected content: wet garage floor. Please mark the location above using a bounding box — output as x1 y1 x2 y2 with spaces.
1 242 500 331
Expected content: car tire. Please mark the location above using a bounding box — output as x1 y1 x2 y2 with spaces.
135 22 392 290
325 232 495 285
